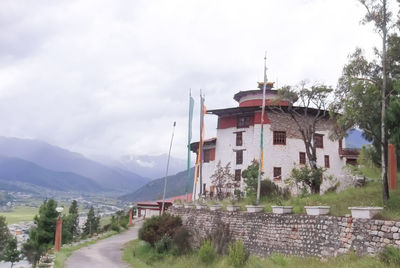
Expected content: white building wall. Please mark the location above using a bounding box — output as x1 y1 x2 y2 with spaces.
194 122 349 199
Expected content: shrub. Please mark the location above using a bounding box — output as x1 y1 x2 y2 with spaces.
138 214 182 246
111 223 121 233
209 221 231 255
287 165 325 194
379 245 400 266
154 234 172 254
260 179 290 199
228 240 247 268
270 254 288 266
198 240 215 265
171 226 191 255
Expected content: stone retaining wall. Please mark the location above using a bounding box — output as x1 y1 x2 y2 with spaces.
169 208 400 257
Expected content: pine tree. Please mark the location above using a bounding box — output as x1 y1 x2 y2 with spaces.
22 199 58 267
2 237 22 268
83 206 99 235
0 216 11 256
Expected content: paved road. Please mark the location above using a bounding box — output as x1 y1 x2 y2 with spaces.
66 221 142 268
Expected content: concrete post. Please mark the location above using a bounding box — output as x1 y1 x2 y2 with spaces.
388 144 397 190
128 209 133 226
54 217 62 251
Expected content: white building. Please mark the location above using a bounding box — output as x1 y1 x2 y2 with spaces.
192 82 358 200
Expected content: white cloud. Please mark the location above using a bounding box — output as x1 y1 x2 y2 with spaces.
0 0 388 160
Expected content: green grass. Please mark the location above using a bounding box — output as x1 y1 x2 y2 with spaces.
0 206 39 224
100 216 112 228
54 231 118 268
123 239 395 268
214 166 400 220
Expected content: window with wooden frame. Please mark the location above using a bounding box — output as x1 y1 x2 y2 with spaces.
324 155 330 168
235 169 241 181
299 152 306 165
236 150 243 165
273 131 286 145
314 134 324 148
203 149 210 163
236 132 243 146
273 167 282 181
237 116 250 128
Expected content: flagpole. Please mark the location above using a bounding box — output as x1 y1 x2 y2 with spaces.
185 90 194 203
161 121 176 214
256 53 267 206
199 90 204 200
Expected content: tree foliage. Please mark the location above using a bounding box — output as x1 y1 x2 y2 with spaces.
276 82 332 193
332 0 399 203
83 206 100 236
23 199 58 267
288 165 325 195
0 215 11 256
62 200 79 244
242 160 290 199
1 237 22 268
138 214 182 246
210 161 235 200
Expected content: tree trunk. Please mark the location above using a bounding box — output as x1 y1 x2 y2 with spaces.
381 0 389 204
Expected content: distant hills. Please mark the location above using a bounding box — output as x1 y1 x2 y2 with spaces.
119 168 194 202
0 137 150 194
99 153 187 180
345 129 371 149
0 156 103 192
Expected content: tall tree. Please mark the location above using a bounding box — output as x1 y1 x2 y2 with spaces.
210 161 234 200
62 200 79 243
276 82 333 194
0 216 11 256
83 206 99 235
22 199 58 267
1 237 22 268
332 0 396 203
362 0 391 203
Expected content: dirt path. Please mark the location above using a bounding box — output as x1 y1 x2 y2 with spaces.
66 220 142 268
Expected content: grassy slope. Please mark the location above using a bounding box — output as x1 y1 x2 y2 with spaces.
0 206 38 224
226 167 400 220
123 239 395 268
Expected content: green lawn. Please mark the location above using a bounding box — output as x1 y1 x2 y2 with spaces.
215 167 400 220
123 239 395 268
100 215 111 228
0 206 38 224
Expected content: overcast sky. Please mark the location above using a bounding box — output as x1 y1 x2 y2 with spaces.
0 0 390 160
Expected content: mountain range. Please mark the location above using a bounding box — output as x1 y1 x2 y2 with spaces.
0 137 150 194
97 154 187 180
119 168 194 202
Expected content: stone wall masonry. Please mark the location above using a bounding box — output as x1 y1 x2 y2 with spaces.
169 208 400 258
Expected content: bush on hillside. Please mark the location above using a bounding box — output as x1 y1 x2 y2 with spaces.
171 226 191 254
242 160 290 199
198 240 215 265
380 245 400 266
228 240 248 268
154 234 172 254
138 214 182 246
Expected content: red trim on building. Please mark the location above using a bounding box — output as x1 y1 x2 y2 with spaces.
253 111 270 124
209 148 215 161
239 99 290 107
218 116 237 129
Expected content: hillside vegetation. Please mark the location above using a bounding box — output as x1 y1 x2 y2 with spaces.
119 168 194 202
231 166 400 220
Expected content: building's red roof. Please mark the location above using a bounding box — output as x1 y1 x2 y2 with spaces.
160 193 192 203
190 138 217 152
137 193 193 206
